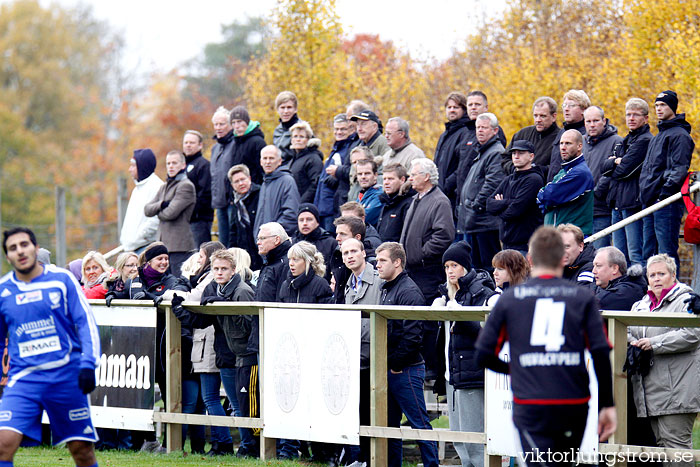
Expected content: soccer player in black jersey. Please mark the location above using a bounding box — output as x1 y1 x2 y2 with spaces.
476 226 616 466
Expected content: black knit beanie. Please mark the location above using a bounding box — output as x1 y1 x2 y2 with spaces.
442 241 473 270
655 90 678 114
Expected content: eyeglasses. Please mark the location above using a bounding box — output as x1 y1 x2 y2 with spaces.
562 103 580 109
257 235 276 241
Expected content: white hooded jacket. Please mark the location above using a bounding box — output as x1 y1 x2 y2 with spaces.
120 172 164 251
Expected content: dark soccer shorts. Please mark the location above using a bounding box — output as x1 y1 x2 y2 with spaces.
0 373 98 445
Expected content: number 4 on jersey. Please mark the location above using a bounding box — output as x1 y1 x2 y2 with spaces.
530 298 566 351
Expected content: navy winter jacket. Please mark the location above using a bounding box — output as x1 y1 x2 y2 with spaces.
639 114 694 206
602 124 652 211
316 133 359 217
377 189 415 242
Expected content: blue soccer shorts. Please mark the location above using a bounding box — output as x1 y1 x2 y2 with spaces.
0 372 98 446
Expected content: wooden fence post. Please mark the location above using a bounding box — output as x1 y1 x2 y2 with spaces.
55 186 66 269
608 317 627 446
165 305 182 452
370 311 388 467
116 177 128 241
258 309 277 459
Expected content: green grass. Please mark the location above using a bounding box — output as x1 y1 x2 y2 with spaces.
13 446 299 466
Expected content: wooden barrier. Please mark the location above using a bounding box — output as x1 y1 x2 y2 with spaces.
95 300 700 465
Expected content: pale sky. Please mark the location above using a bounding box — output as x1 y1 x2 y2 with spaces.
39 0 506 72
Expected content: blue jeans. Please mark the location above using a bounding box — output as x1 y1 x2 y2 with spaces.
387 363 439 467
612 209 643 266
200 373 233 445
182 378 206 448
190 221 212 250
592 214 612 249
643 201 683 271
220 367 256 451
216 208 231 247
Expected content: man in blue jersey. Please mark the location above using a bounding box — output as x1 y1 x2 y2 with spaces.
476 226 616 466
0 227 100 467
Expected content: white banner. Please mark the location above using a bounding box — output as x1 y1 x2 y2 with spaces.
263 308 360 444
485 344 599 462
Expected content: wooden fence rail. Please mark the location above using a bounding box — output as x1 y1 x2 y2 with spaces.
92 300 700 466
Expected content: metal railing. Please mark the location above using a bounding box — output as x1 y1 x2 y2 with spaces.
585 181 700 244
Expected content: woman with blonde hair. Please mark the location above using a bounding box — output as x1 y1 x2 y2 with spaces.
628 254 699 462
228 247 255 285
431 241 496 467
81 251 115 299
279 241 332 303
288 120 324 203
106 251 139 295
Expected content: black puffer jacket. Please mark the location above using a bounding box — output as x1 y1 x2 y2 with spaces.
382 271 426 371
434 115 471 208
231 125 266 185
486 165 545 249
595 271 647 312
440 269 496 389
185 151 214 222
279 269 333 304
286 139 324 204
377 188 416 242
639 114 694 206
602 124 652 211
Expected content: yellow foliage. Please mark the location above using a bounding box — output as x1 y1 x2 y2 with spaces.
244 0 353 155
243 0 442 158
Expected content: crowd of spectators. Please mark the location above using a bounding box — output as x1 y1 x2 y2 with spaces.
57 88 697 464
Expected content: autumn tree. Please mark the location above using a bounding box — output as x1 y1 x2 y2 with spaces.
184 16 266 106
440 0 626 140
244 0 358 152
0 0 128 254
